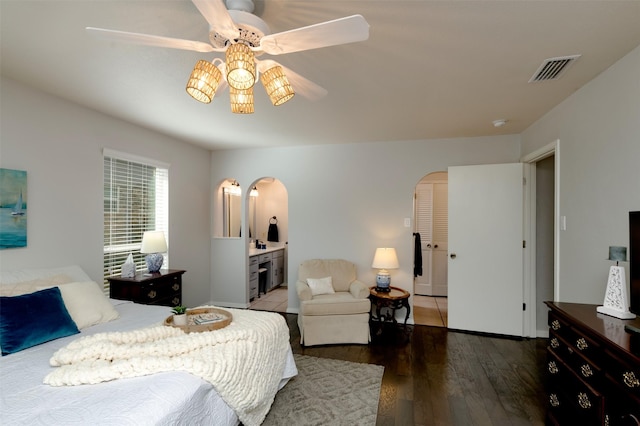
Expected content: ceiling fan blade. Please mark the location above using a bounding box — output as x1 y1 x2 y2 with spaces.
192 0 239 41
259 15 369 55
86 27 218 53
257 60 327 101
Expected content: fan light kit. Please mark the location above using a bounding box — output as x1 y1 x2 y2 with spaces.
86 0 370 114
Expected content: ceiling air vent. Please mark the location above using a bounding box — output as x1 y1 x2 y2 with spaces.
528 54 581 83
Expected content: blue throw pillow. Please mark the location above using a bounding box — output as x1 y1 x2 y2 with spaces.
0 287 79 355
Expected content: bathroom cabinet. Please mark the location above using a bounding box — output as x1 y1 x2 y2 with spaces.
248 247 285 299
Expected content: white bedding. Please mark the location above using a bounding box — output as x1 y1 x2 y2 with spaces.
0 299 297 425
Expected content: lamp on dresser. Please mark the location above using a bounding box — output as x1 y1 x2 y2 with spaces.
140 231 168 273
597 245 636 319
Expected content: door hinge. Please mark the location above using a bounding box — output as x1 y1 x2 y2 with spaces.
523 303 526 311
523 240 526 248
523 177 527 185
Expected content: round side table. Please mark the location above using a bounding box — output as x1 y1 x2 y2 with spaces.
369 286 411 338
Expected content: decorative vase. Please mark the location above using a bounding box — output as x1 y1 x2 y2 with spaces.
173 314 187 326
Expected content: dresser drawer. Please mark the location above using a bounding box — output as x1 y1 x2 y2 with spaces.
605 349 640 400
258 253 272 263
548 366 604 426
141 279 181 304
550 332 603 388
604 375 640 426
549 312 603 365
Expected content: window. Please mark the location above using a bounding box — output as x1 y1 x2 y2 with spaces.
103 149 169 290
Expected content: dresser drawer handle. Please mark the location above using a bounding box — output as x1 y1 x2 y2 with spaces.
550 338 559 349
549 393 560 407
172 297 180 306
580 364 593 378
148 290 157 299
548 361 559 374
623 371 640 388
172 283 180 291
551 320 561 331
578 392 591 409
576 338 588 351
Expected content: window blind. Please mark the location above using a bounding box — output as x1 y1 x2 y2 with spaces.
103 151 169 292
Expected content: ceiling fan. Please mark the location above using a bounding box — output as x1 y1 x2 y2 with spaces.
86 0 370 113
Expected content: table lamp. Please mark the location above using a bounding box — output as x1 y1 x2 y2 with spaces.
372 248 399 292
140 231 168 273
597 246 636 319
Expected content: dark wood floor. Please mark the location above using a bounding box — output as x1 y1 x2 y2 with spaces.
281 313 548 426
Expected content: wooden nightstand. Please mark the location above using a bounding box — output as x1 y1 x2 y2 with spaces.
107 269 185 307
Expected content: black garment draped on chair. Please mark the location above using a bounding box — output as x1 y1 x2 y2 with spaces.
413 233 423 277
267 216 279 242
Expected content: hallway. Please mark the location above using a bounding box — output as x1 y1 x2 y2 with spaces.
412 295 448 328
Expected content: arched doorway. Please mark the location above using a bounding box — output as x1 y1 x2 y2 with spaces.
413 171 448 327
247 177 289 313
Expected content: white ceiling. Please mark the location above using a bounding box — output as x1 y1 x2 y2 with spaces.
2 1 639 150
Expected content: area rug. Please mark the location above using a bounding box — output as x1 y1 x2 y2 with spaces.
263 354 384 426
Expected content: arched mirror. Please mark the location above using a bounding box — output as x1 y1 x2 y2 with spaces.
221 179 242 238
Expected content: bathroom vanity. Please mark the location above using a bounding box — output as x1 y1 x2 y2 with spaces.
249 246 285 300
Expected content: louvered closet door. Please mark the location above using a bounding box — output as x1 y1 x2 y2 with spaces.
431 183 448 296
415 183 433 295
415 183 449 296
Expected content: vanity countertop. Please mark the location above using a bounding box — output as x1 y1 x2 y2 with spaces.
249 245 285 257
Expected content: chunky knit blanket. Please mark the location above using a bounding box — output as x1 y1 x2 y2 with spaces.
44 307 292 426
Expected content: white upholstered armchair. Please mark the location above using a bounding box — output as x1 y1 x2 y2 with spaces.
296 259 371 346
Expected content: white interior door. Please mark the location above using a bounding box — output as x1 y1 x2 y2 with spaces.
448 163 524 337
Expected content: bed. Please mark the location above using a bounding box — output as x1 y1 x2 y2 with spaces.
0 265 297 426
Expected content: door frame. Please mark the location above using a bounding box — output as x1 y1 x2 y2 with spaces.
521 139 560 338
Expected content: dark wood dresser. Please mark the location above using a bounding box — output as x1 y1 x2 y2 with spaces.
545 302 640 425
108 269 185 307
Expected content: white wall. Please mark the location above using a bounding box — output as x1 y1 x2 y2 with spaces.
0 77 212 307
521 45 640 304
210 136 521 312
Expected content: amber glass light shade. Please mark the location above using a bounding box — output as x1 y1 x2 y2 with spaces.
185 60 222 103
229 86 254 114
225 43 256 90
260 65 295 106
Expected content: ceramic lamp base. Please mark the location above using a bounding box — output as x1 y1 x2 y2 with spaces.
376 270 391 292
145 253 164 273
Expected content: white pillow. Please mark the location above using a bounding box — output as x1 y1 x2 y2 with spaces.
306 276 335 296
0 274 71 297
37 281 119 329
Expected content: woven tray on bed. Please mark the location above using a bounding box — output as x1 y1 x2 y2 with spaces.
164 307 232 333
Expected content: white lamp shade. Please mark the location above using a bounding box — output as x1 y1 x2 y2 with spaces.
140 231 167 254
372 248 399 269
